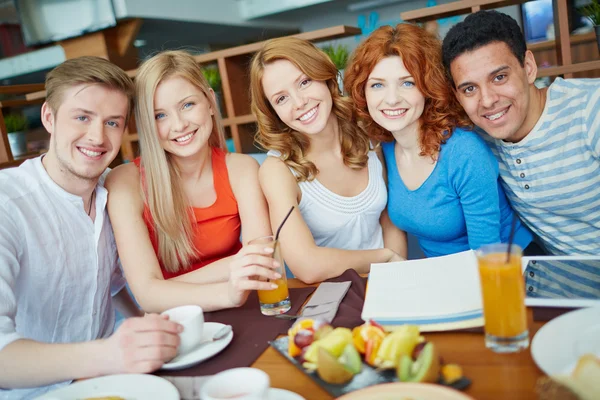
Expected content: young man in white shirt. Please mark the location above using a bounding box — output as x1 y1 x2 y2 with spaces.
0 56 182 399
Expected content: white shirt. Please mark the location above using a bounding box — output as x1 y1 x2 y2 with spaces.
268 150 386 250
0 157 126 400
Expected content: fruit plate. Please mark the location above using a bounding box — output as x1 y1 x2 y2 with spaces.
269 336 471 398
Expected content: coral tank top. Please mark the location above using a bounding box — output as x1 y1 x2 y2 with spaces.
134 147 242 279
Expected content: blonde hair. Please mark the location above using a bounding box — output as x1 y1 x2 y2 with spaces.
45 56 134 122
135 50 226 273
250 37 370 182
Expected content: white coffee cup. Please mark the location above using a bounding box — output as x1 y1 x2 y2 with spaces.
200 367 270 400
161 305 204 355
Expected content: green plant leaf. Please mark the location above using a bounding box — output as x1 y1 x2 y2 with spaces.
202 65 222 91
322 44 350 70
580 0 600 25
4 113 28 133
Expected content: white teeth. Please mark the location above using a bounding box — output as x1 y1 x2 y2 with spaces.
175 132 194 142
485 109 508 121
299 107 317 121
382 109 407 116
79 148 102 157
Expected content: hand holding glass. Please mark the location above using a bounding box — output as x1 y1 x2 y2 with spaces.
248 235 291 316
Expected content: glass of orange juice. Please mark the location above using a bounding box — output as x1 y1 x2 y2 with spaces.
476 243 529 353
248 235 291 316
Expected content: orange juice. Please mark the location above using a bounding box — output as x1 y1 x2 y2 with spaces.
478 253 527 337
258 278 289 304
248 235 292 315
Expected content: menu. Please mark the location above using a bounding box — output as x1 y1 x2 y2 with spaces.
362 250 484 332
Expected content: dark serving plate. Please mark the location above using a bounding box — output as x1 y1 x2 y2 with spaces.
270 336 471 398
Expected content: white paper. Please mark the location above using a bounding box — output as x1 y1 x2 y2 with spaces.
362 250 483 320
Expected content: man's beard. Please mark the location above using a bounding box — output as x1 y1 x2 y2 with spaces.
52 135 106 182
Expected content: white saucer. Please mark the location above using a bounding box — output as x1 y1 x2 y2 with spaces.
36 374 179 399
270 388 306 400
531 306 600 375
162 322 234 371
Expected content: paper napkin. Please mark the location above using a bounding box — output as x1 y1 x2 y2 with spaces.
301 281 351 322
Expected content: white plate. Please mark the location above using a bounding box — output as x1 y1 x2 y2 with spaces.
270 388 305 400
161 322 234 371
336 382 474 400
531 306 600 375
36 374 179 399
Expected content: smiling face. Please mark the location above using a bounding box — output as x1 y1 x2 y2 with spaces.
364 56 425 138
450 42 537 142
42 83 128 181
153 75 215 158
261 59 334 136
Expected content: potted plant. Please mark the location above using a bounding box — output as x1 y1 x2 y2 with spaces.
322 44 350 93
202 65 224 116
4 113 28 157
581 0 600 52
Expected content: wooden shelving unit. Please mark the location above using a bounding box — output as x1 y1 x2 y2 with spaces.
0 25 361 169
401 0 600 80
119 24 361 162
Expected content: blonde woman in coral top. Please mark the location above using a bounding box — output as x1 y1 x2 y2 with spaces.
106 51 278 313
249 38 406 284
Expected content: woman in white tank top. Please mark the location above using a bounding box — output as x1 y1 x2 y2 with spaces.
249 37 406 284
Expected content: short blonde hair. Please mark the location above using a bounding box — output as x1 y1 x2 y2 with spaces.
135 50 226 273
250 37 370 182
45 56 134 121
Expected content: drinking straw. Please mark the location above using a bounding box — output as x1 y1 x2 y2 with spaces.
506 214 518 263
275 205 295 241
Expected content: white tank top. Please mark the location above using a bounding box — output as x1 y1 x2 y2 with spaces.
267 150 386 250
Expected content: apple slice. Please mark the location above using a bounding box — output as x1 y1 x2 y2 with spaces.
397 342 440 383
317 347 354 384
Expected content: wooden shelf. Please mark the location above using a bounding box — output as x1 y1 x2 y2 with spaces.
25 90 46 101
537 60 600 78
0 84 45 95
223 114 256 127
192 25 361 65
0 98 45 108
527 31 597 52
118 25 362 78
123 133 139 142
401 0 533 23
401 0 600 81
0 25 362 164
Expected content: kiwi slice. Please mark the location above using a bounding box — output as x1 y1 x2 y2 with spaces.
397 342 440 383
338 343 362 375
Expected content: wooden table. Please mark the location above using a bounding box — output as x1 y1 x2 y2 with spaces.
250 278 546 399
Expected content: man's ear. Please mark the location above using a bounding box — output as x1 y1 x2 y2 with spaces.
523 50 538 85
41 102 55 135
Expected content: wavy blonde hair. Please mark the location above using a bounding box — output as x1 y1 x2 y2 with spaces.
135 50 226 273
250 37 370 182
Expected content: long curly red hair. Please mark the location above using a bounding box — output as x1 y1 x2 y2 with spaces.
345 23 471 159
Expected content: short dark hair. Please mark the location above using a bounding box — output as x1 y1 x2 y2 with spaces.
442 10 527 85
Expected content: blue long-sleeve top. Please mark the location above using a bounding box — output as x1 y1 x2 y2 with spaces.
383 128 532 257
